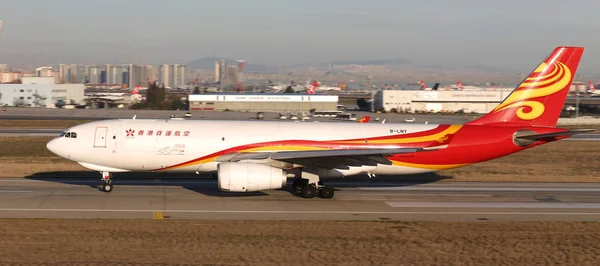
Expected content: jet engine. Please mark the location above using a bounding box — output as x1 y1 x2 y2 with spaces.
217 162 287 192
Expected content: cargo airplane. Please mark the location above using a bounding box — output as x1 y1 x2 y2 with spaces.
47 47 591 199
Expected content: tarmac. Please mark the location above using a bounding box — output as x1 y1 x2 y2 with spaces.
1 178 600 221
0 106 473 124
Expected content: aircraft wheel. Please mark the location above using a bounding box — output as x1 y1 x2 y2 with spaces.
319 186 334 199
292 178 307 192
301 184 316 198
102 183 113 193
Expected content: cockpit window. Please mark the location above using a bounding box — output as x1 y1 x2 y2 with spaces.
59 131 67 137
62 131 78 138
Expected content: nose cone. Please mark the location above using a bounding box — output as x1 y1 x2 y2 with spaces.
46 138 58 155
46 138 66 159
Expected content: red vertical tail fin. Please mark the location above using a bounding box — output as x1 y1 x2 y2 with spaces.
589 81 596 91
467 46 584 127
456 81 463 90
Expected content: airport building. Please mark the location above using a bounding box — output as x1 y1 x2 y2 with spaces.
374 90 512 113
188 94 339 112
0 77 85 107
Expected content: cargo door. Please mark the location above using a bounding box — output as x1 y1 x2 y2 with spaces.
94 126 108 148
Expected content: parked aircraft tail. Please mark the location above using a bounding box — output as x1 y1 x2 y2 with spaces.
358 116 370 123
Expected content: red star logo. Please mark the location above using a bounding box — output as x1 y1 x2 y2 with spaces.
126 129 135 136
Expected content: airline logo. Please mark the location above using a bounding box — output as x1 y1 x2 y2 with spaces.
492 60 572 121
124 129 191 137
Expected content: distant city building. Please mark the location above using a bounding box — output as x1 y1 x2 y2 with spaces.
35 66 59 83
88 66 102 84
174 64 186 88
128 64 155 89
106 64 129 86
219 60 227 83
0 72 22 83
59 64 80 83
226 66 237 83
0 64 7 71
214 61 221 82
159 64 174 88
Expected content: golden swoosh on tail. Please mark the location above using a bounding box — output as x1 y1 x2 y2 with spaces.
493 61 571 120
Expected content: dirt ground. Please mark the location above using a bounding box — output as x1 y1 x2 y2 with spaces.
1 137 599 182
0 220 597 265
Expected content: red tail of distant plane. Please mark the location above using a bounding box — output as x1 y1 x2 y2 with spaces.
467 46 584 127
131 86 140 95
456 81 464 90
419 80 426 90
357 116 370 123
589 81 596 91
307 81 318 94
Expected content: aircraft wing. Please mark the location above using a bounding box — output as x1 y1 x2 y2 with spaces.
216 134 453 169
217 148 419 168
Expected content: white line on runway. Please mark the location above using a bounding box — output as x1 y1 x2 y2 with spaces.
0 190 32 193
340 193 492 197
385 202 600 208
0 208 599 216
363 187 600 192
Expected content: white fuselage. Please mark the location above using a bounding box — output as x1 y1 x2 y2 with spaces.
47 119 440 176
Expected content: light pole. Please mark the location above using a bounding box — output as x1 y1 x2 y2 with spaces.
575 93 580 118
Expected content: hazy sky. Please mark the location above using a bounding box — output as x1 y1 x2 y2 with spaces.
1 0 600 73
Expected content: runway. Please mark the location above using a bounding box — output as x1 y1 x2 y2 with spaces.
1 178 600 221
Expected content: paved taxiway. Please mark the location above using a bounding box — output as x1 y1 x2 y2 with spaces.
1 178 600 221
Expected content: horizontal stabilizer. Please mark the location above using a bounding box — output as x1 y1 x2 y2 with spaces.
515 129 594 141
513 129 594 147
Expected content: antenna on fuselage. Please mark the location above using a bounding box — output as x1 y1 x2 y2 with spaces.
381 119 386 124
132 115 137 119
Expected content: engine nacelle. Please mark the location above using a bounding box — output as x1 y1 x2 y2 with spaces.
217 162 287 192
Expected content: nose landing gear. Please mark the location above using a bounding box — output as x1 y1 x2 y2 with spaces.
100 172 113 192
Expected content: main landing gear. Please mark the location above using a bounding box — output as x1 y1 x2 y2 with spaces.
100 171 113 192
291 170 334 199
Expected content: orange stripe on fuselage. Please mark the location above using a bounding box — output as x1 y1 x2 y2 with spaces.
157 124 464 171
